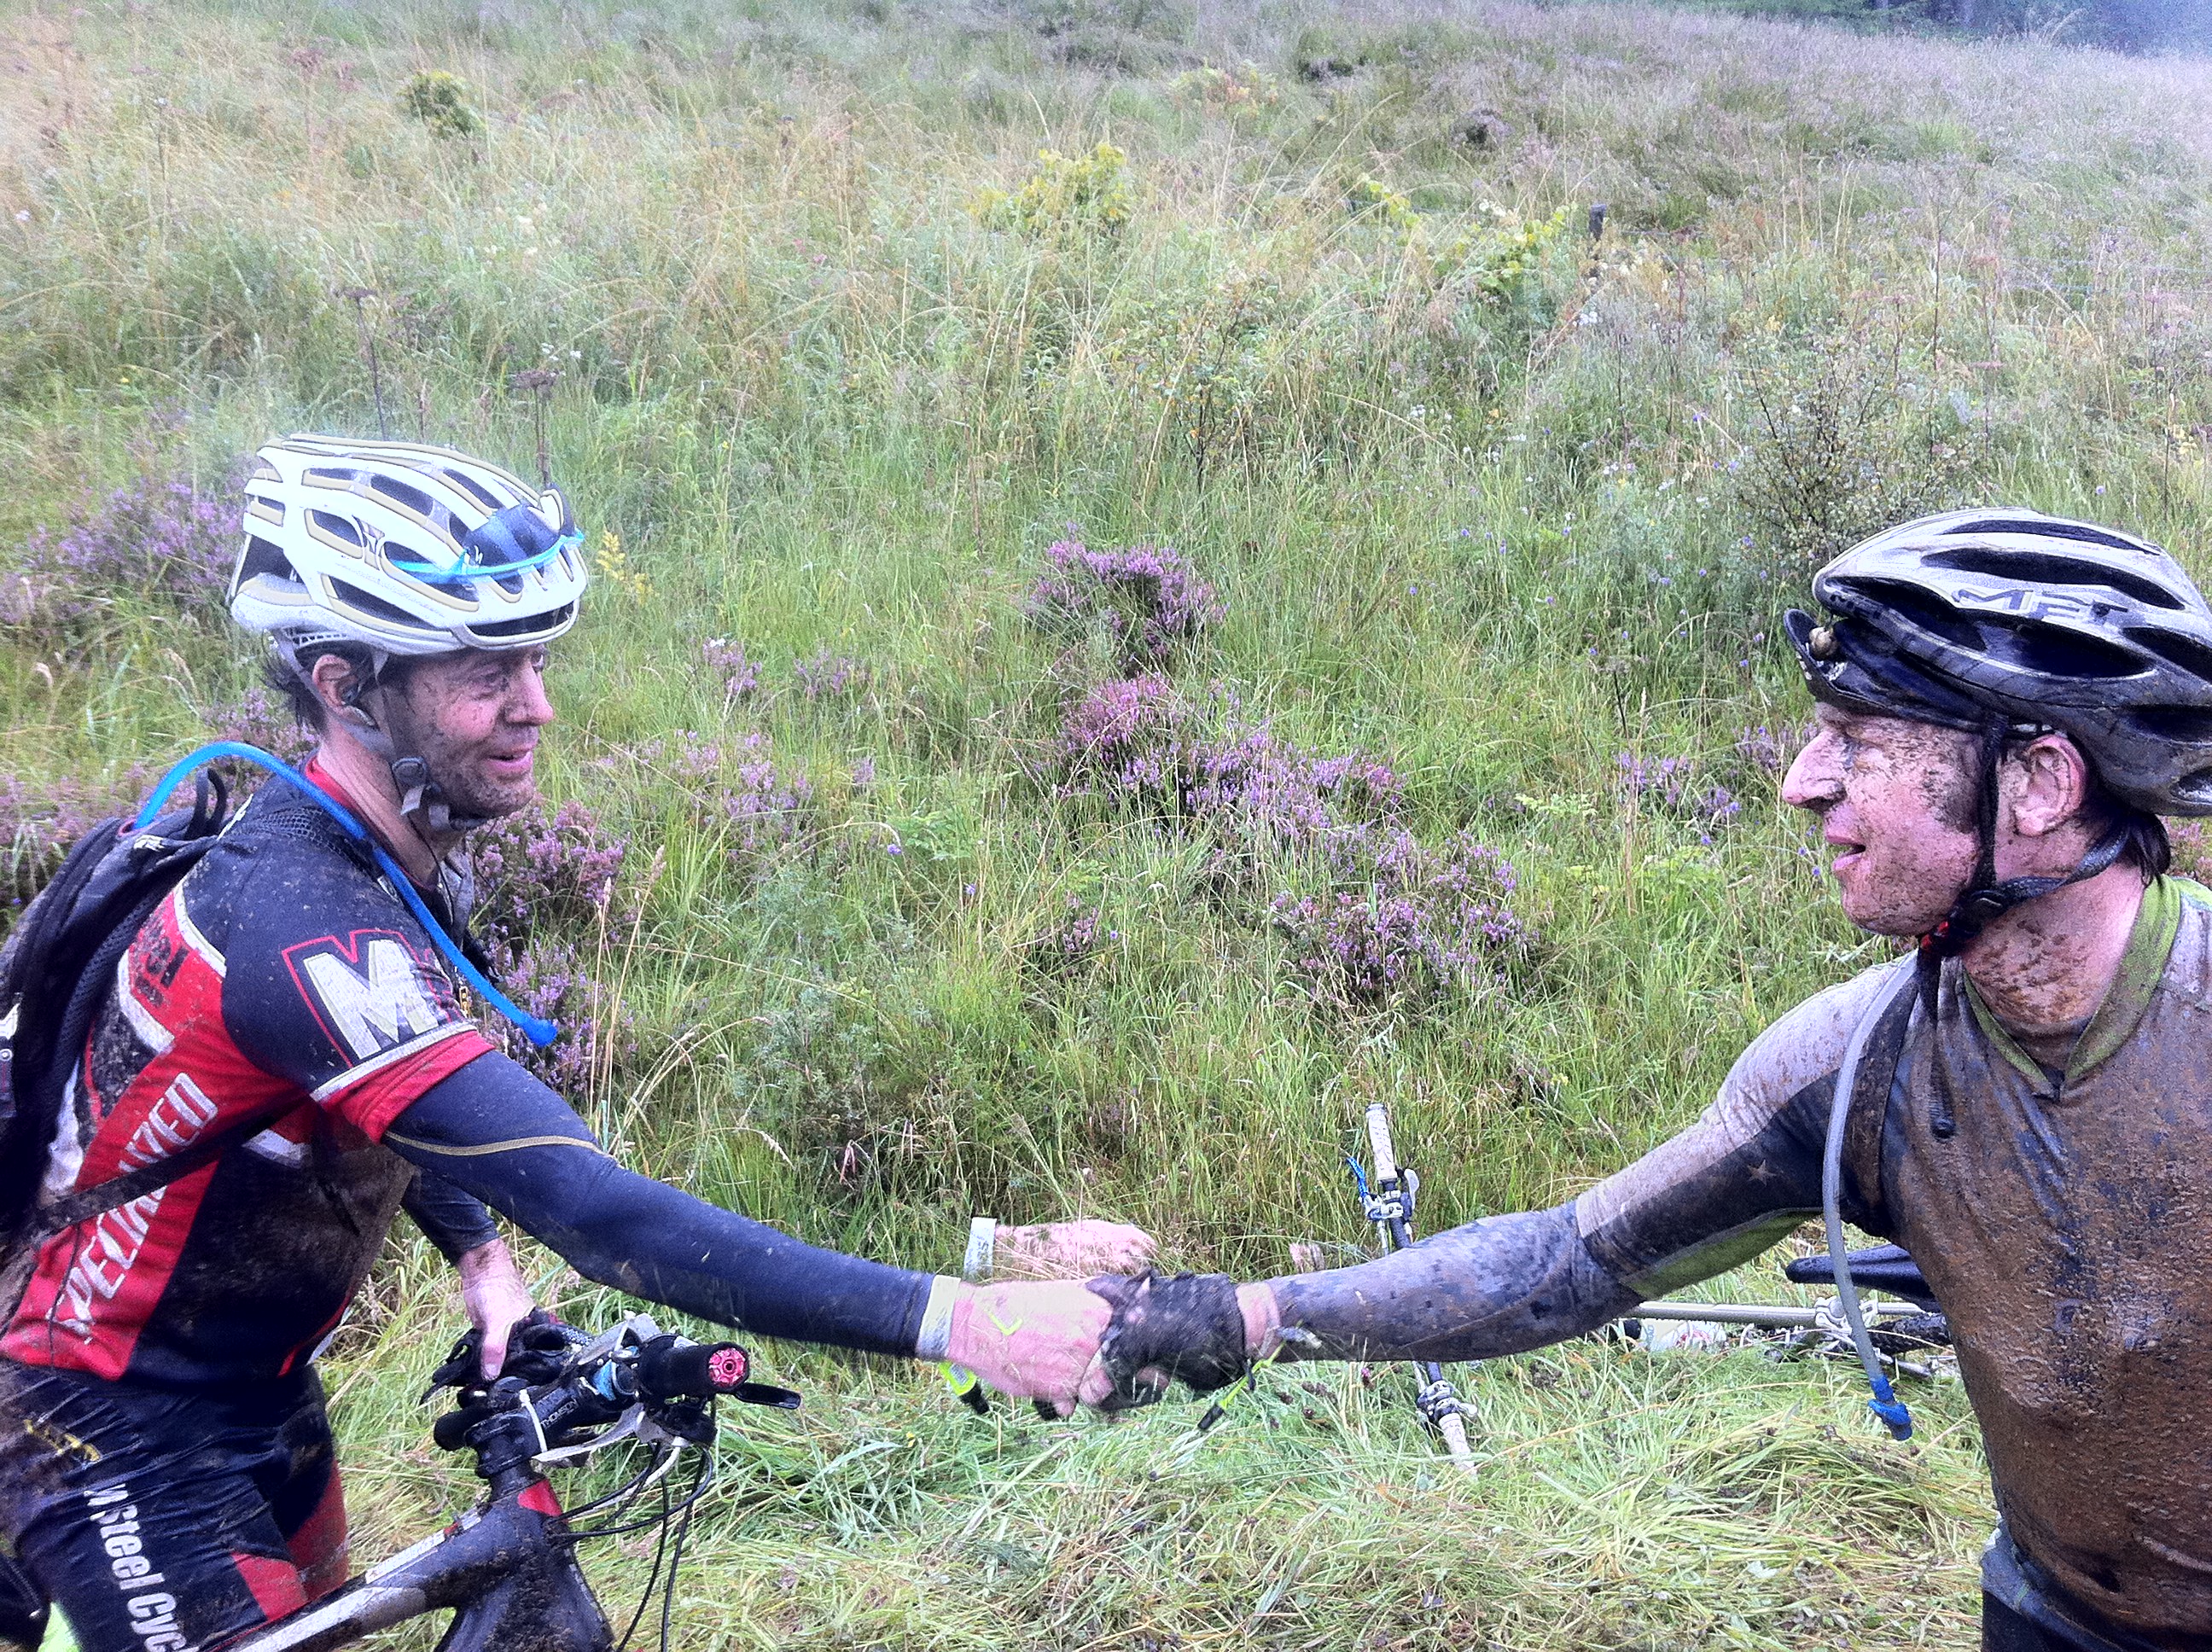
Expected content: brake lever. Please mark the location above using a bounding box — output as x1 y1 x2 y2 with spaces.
733 1382 802 1410
534 1402 646 1465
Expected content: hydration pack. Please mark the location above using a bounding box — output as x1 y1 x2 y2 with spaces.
0 772 234 1251
0 740 561 1265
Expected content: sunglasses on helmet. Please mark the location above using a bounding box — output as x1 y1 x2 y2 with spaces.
386 494 582 585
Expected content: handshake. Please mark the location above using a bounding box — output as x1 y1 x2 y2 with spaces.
938 1220 1280 1416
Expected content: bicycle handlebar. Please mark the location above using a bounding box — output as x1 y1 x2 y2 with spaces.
633 1333 754 1402
428 1312 800 1463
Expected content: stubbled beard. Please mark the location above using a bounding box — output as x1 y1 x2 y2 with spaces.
438 764 535 823
381 703 536 823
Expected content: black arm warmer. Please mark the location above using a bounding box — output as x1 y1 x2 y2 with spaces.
1268 1203 1642 1364
401 1170 501 1264
384 1051 935 1358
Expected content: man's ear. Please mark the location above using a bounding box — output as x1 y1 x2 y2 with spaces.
308 653 377 730
2008 734 2093 841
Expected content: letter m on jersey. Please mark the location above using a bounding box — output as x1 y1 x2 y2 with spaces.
284 930 457 1064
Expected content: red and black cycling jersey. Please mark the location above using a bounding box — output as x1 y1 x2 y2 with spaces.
2 759 940 1394
2 762 498 1384
0 756 942 1648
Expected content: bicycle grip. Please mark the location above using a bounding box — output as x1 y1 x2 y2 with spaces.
432 1405 481 1453
636 1335 750 1400
1365 1102 1400 1183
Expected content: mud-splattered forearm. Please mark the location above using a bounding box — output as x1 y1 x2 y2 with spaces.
1261 966 1891 1366
401 1169 500 1263
1266 1204 1643 1364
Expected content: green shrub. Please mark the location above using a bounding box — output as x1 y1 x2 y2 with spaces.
974 141 1134 238
398 70 481 139
1730 328 1991 585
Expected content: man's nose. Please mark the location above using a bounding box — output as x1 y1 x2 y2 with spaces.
1780 731 1838 810
507 666 556 727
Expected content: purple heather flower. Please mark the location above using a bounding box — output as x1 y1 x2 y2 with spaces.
1053 676 1526 1009
466 799 641 1091
1028 896 1112 979
701 637 760 703
795 650 868 701
1734 723 1808 776
1023 538 1223 672
13 473 233 630
1618 753 1742 829
2 765 155 911
199 685 308 757
1272 831 1526 1008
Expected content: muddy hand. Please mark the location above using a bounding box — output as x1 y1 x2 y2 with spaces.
1075 1271 1254 1411
994 1219 1157 1281
945 1281 1113 1415
457 1238 537 1378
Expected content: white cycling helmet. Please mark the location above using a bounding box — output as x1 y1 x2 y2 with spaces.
230 433 588 665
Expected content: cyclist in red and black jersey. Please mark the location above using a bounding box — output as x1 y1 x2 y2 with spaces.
1086 512 2212 1652
0 437 1138 1650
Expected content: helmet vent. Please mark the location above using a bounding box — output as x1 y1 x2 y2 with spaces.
1990 620 2150 681
1846 578 1985 649
369 475 434 516
445 468 504 511
1923 548 2184 610
2123 626 2212 685
2129 707 2212 746
311 509 364 547
329 578 441 631
474 604 572 639
1944 519 2159 558
237 536 294 585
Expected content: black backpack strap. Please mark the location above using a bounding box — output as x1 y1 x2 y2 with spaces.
0 1114 271 1335
0 779 235 1328
1 871 247 1249
1837 969 1918 1233
37 1114 271 1236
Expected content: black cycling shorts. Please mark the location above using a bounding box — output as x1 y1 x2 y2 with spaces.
0 1360 346 1650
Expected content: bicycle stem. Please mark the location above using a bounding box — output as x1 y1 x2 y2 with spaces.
1359 1102 1477 1475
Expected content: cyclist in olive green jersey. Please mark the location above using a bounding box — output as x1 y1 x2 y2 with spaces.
1083 510 2212 1652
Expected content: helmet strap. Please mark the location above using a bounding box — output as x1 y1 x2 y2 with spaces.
387 753 493 838
313 660 495 845
1913 722 2134 1137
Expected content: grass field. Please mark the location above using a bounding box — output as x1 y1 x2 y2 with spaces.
6 0 2212 1645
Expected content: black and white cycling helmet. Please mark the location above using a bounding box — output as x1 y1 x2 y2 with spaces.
1786 507 2212 817
230 434 588 669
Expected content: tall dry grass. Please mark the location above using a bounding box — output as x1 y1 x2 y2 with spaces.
7 1 2211 1644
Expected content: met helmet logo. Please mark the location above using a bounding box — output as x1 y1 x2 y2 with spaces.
1946 581 2094 622
286 930 450 1061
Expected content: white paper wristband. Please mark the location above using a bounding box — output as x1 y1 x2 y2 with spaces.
914 1276 962 1360
963 1216 998 1283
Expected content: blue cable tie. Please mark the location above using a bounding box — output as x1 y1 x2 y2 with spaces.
131 742 559 1048
1866 1374 1914 1440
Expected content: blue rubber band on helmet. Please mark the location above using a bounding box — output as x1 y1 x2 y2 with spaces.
387 529 582 585
131 742 559 1048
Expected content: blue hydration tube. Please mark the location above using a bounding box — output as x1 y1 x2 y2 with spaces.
131 741 559 1048
1820 961 1920 1441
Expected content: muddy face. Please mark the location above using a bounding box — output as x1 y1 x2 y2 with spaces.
378 646 555 822
1782 705 1981 936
